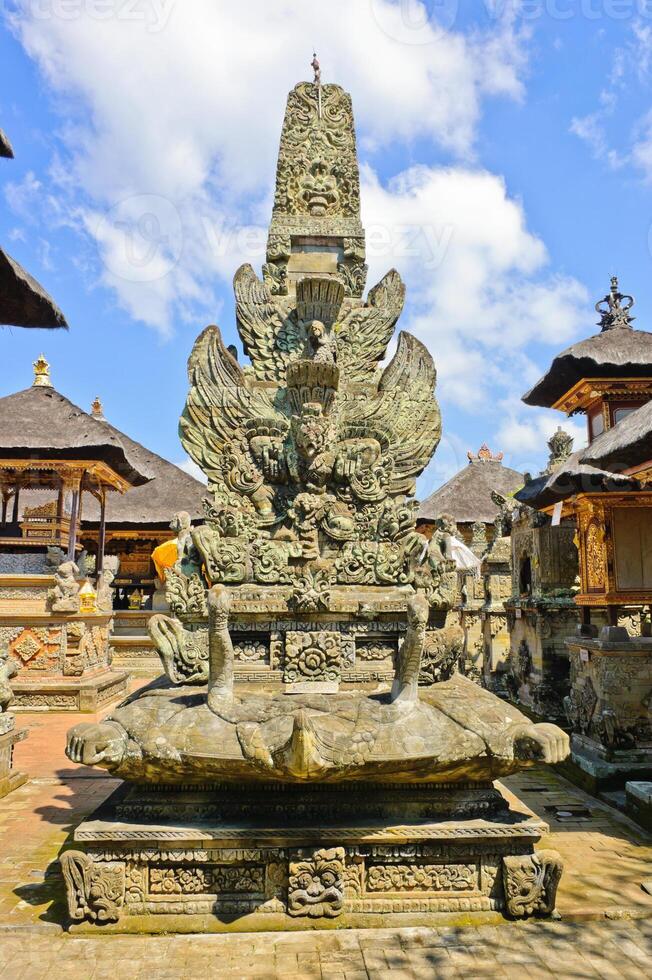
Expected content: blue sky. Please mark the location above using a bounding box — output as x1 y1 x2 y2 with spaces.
2 1 652 499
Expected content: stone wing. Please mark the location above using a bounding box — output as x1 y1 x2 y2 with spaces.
179 324 282 485
234 263 303 382
335 269 405 383
345 331 441 495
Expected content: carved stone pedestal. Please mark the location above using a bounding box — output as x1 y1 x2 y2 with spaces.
0 715 27 799
565 631 652 789
62 783 562 932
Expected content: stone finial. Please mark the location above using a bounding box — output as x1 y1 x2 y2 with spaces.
311 51 321 85
595 275 635 331
547 426 573 472
467 444 504 463
91 396 106 420
32 353 52 387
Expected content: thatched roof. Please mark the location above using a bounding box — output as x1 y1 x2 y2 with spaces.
0 248 68 329
523 327 652 408
0 385 149 486
0 129 13 158
514 449 635 509
580 400 652 473
419 457 523 524
81 419 207 528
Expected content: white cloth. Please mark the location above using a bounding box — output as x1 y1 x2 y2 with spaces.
449 535 482 576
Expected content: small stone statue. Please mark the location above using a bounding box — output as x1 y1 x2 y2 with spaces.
96 556 120 613
311 52 321 85
47 560 81 613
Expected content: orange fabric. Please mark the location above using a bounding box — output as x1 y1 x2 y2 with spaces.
151 539 178 583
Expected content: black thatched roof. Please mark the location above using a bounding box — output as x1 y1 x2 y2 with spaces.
418 458 523 524
0 129 13 158
0 386 150 486
514 449 635 509
81 419 206 528
580 400 652 473
0 248 68 329
522 327 652 408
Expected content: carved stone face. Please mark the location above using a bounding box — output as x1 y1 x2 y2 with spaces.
293 407 331 461
288 848 344 918
300 160 339 216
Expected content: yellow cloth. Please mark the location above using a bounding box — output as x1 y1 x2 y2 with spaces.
152 539 179 583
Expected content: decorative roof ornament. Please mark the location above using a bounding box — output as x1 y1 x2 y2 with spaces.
311 51 321 85
467 444 504 463
91 396 106 420
546 426 573 473
595 276 635 332
32 353 52 388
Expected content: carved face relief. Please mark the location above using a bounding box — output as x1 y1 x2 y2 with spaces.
288 847 344 918
300 160 340 216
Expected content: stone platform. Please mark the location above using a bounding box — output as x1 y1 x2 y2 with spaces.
0 717 26 799
11 669 129 713
62 782 561 932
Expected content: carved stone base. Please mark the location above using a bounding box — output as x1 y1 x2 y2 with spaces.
570 733 652 789
11 670 129 712
62 783 562 931
0 719 27 799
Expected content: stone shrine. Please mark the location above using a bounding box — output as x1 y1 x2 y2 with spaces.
0 645 26 798
62 70 569 931
516 278 652 787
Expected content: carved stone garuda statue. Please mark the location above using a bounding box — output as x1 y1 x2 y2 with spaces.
64 72 567 928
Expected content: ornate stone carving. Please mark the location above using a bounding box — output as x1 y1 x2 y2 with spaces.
148 615 208 685
47 560 80 613
288 847 344 918
502 850 563 917
284 631 341 686
95 556 119 613
61 851 125 923
366 862 475 892
0 648 17 714
165 566 208 618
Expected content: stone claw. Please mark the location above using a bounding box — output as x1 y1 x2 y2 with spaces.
65 721 127 768
510 722 570 765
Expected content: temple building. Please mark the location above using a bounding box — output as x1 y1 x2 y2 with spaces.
0 127 67 329
515 278 652 788
418 444 523 682
0 357 150 709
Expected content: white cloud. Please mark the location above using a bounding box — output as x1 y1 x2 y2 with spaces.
6 0 532 331
360 164 588 409
495 408 587 477
178 457 208 485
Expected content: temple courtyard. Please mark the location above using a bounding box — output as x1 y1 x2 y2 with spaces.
0 695 649 978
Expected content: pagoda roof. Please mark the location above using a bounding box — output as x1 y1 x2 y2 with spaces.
514 449 635 509
0 248 68 329
418 449 523 525
522 327 652 409
0 384 150 487
580 399 652 473
81 419 206 528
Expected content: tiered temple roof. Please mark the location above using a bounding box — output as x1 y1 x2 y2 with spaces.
418 445 523 525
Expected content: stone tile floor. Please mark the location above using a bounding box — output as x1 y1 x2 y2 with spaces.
0 702 651 978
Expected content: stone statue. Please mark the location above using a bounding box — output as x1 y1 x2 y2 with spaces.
95 556 119 613
47 560 80 613
63 73 568 929
0 648 17 715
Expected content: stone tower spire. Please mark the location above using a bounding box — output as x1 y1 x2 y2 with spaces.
264 76 367 298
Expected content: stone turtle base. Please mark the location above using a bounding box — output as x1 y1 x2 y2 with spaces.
61 783 563 932
11 670 129 712
0 722 27 799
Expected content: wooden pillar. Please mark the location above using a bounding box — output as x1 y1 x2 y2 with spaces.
97 489 107 575
608 604 619 627
1 491 8 524
581 606 591 628
67 486 80 561
11 486 20 523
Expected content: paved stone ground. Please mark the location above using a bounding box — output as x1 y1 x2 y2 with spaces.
0 700 651 977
